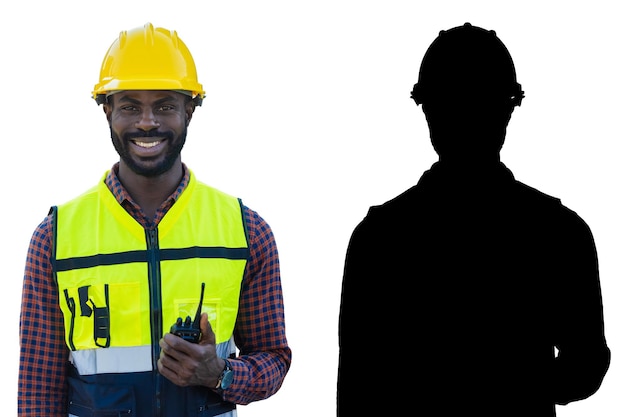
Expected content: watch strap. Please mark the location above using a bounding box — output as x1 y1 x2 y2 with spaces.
215 359 233 389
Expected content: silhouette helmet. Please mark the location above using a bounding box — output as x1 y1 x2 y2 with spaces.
411 23 524 107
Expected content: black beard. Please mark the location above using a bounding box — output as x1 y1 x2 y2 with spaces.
110 127 187 177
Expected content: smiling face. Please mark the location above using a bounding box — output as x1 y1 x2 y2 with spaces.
104 90 194 178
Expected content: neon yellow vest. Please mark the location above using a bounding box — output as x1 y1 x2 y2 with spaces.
53 170 249 355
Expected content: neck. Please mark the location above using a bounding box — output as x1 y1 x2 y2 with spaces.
437 154 501 170
117 161 184 219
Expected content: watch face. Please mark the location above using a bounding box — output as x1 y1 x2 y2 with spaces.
221 369 234 389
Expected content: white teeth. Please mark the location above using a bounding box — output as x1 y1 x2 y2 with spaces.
135 141 161 148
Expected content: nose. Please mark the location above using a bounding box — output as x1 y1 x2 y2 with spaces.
135 108 160 131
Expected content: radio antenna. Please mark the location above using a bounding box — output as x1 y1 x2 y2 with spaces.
192 282 206 328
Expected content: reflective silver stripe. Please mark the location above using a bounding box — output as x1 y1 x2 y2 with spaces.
70 345 152 375
217 336 236 359
70 339 234 375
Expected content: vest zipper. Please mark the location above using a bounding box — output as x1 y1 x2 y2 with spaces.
146 227 163 417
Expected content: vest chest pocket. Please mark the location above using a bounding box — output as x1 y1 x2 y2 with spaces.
62 282 144 350
173 298 219 331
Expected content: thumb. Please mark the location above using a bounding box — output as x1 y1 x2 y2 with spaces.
199 312 216 345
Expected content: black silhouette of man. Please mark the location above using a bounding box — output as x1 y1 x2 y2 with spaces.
337 23 610 416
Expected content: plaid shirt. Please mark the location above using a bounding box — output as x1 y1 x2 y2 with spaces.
18 163 291 416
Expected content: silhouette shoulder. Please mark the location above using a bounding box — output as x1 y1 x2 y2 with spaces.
365 184 420 218
514 180 594 240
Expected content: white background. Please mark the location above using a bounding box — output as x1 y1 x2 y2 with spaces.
2 1 625 416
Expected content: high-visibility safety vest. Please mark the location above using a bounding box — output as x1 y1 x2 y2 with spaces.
52 170 249 417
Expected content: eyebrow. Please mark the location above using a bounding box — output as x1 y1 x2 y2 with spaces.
116 94 181 106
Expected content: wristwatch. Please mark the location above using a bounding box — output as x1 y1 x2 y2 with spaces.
215 359 234 390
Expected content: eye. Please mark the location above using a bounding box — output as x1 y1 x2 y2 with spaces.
120 105 139 112
157 104 176 112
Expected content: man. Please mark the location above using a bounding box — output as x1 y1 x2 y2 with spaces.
18 23 291 417
337 23 610 416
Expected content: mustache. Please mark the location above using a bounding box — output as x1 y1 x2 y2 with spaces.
123 130 174 141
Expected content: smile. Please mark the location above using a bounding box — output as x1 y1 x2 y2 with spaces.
133 140 162 148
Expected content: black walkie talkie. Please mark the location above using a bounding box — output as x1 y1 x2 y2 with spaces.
170 282 205 343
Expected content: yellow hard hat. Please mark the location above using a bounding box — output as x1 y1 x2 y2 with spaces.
92 22 205 105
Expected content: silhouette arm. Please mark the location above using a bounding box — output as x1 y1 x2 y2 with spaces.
337 218 377 416
552 212 610 405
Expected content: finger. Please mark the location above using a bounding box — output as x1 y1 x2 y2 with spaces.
158 356 188 387
161 333 196 362
157 352 177 379
199 312 216 345
157 355 167 374
159 336 171 353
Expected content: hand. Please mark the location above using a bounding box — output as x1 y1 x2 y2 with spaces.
158 312 225 388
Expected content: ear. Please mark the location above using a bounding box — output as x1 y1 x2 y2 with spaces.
103 103 112 123
185 102 196 126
